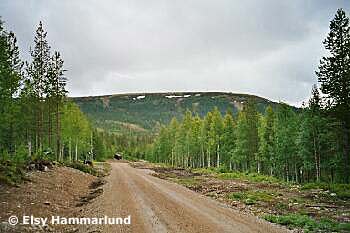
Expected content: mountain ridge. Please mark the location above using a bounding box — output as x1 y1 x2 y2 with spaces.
70 92 284 134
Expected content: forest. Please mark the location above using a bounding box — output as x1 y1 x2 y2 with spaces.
146 9 350 184
0 19 122 183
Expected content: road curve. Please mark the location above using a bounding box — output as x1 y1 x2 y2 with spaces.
82 161 290 233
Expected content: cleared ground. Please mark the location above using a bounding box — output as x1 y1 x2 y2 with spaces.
80 161 289 233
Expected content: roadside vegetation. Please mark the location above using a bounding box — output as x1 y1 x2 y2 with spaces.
136 161 350 233
264 214 350 233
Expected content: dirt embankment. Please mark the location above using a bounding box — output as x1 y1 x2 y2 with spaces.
0 165 103 233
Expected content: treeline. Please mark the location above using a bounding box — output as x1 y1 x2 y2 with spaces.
148 96 343 183
0 19 113 163
147 9 350 184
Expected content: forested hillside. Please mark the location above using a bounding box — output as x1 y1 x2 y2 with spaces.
72 92 280 133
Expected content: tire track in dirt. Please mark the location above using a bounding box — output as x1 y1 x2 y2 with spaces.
82 162 290 233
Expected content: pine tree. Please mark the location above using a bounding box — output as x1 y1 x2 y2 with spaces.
25 21 51 153
49 51 67 160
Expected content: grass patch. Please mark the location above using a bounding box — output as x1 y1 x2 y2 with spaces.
0 148 31 185
65 162 101 177
302 182 350 199
192 167 218 175
217 172 281 184
174 177 200 186
192 168 283 184
228 190 274 205
0 161 27 185
264 214 350 232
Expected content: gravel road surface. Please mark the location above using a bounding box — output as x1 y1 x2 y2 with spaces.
81 161 290 233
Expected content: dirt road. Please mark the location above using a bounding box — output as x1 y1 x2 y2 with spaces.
82 161 289 233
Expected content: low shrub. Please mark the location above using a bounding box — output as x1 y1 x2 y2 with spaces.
302 182 350 199
217 171 281 184
228 190 274 205
264 213 350 232
0 148 30 185
65 162 100 176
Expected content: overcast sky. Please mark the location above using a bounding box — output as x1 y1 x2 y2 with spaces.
1 1 349 106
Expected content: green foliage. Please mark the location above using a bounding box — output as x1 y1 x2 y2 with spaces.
193 167 282 183
0 20 117 187
301 183 350 199
192 167 218 175
228 190 274 205
65 162 100 176
264 214 350 232
231 98 259 172
72 93 279 132
61 102 92 161
217 171 281 183
0 146 43 185
174 177 200 187
316 8 350 183
0 156 27 185
147 89 346 184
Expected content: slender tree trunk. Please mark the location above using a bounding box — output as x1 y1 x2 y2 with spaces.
207 148 211 168
28 138 32 158
313 130 320 182
270 166 273 176
40 100 44 152
69 137 72 162
216 144 220 168
171 148 174 167
343 125 349 183
90 131 93 161
56 99 60 161
35 107 39 153
201 143 205 167
60 145 64 161
75 140 78 161
48 100 52 148
294 163 298 183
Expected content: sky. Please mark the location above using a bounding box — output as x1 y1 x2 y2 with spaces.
1 1 349 106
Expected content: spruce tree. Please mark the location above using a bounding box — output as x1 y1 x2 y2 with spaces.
0 20 22 153
316 9 350 183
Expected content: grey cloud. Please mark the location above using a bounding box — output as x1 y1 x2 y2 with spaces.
1 0 349 105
